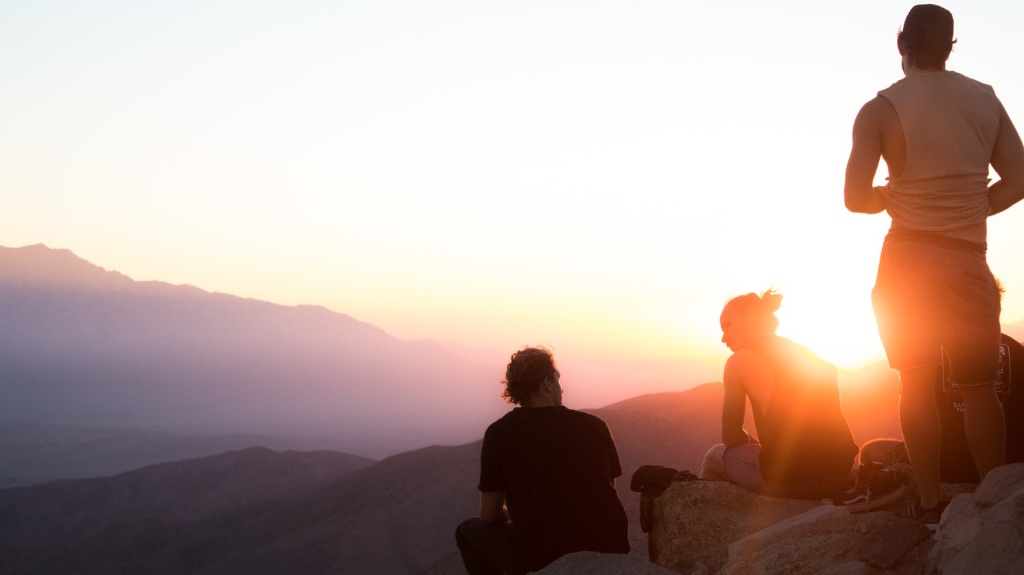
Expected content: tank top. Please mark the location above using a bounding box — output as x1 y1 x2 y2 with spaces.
878 71 1002 232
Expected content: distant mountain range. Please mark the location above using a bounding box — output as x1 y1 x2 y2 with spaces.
0 244 511 469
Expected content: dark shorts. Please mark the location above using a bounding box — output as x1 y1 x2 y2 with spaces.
456 518 515 575
872 232 1001 386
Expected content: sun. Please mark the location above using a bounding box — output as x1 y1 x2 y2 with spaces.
775 295 887 372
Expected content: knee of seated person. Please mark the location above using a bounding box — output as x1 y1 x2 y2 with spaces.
704 443 726 461
699 443 727 480
455 517 483 542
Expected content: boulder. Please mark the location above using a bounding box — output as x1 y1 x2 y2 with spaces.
721 505 859 575
647 480 933 575
855 514 930 569
647 480 832 574
928 463 1024 574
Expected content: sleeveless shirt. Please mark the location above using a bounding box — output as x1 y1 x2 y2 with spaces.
878 71 1002 232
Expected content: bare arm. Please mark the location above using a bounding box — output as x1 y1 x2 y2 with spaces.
479 490 508 524
721 355 752 448
845 97 895 214
989 104 1024 216
722 350 775 447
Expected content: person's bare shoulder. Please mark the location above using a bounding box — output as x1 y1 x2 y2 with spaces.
724 349 771 382
854 95 896 131
860 95 901 133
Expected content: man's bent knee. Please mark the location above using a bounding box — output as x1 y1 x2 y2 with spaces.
455 517 513 575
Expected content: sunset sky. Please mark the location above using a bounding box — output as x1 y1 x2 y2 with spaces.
4 1 1024 402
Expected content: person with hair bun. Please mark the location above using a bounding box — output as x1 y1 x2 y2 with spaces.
455 346 628 575
845 4 1024 525
699 290 861 500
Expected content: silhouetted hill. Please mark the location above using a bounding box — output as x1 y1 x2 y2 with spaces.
0 447 375 574
0 421 328 487
596 384 725 472
0 244 509 464
0 443 475 575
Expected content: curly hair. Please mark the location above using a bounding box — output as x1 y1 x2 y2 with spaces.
723 289 783 335
501 346 556 405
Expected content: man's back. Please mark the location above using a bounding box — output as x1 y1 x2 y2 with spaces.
480 406 629 573
879 70 1001 233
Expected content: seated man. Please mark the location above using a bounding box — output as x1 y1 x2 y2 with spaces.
455 346 629 575
699 290 860 499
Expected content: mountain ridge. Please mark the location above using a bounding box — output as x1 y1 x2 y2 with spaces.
0 244 510 463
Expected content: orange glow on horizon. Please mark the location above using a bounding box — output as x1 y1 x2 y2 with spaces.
776 295 886 372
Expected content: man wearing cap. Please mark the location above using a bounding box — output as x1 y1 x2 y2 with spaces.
845 4 1024 524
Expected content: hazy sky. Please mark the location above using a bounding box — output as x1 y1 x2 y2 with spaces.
4 1 1024 396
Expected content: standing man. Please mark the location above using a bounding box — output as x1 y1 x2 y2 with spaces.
845 4 1024 524
455 347 629 575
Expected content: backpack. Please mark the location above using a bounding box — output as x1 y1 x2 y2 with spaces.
629 465 699 533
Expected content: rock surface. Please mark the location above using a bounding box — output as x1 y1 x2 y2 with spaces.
855 514 930 569
928 462 1024 575
722 505 858 575
648 480 932 575
537 551 680 575
647 479 824 574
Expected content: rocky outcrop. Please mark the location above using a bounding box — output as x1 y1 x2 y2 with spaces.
647 480 931 575
928 463 1024 574
645 465 1024 575
647 480 825 574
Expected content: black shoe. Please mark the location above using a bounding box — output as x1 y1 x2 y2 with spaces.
899 499 948 531
834 465 908 513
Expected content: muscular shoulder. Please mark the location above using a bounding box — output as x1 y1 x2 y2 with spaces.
854 95 898 131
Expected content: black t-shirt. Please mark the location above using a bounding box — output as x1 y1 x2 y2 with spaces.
479 406 629 574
